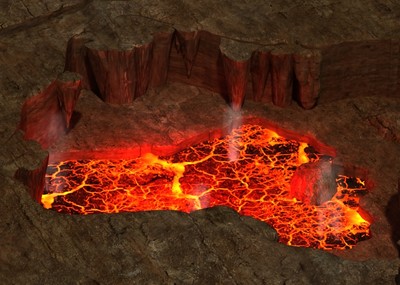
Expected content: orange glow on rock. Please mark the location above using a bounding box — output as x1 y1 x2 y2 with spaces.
42 125 371 250
297 142 310 164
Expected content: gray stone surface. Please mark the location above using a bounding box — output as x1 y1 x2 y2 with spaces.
1 1 400 284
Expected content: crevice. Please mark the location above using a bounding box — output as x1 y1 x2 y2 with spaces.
20 1 35 17
368 115 399 142
0 0 93 37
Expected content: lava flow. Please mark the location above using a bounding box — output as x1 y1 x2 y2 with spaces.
42 124 371 250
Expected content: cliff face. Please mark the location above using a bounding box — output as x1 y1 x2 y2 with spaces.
1 1 400 284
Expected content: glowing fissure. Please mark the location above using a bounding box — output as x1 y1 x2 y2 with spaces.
42 125 371 250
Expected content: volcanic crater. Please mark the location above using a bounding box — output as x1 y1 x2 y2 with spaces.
1 1 400 284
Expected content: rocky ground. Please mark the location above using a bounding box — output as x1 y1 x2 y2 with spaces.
1 1 400 284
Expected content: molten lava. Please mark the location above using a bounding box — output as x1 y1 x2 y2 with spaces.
42 124 371 250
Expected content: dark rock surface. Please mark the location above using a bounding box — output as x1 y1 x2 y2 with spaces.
1 0 400 284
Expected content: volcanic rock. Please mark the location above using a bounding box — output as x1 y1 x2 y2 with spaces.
1 0 400 284
290 159 337 206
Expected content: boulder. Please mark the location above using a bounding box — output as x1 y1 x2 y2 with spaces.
290 159 337 206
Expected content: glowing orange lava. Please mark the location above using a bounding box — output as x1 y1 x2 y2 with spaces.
42 125 371 250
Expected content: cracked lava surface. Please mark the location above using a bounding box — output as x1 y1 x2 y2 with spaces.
42 124 371 250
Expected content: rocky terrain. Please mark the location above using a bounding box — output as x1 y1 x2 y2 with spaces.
1 1 400 284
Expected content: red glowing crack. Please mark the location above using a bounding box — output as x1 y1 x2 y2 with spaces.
42 124 371 250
